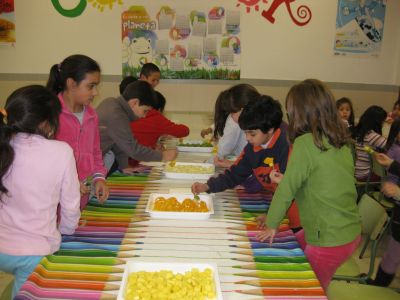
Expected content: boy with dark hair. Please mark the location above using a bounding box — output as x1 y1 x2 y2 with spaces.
192 95 300 229
139 63 161 88
130 90 189 151
193 95 288 193
97 80 177 172
119 76 137 94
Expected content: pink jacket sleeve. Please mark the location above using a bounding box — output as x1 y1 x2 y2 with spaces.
59 150 81 235
92 114 107 181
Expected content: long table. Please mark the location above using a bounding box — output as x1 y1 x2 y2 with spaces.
15 151 328 300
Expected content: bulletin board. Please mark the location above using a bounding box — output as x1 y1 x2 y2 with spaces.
121 5 241 80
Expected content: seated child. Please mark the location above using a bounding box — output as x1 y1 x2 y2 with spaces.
353 105 387 180
336 97 355 130
192 95 300 230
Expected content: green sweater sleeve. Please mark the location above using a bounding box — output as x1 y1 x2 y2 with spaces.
266 137 312 229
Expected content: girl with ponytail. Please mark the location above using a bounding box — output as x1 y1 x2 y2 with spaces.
0 85 80 297
47 54 109 209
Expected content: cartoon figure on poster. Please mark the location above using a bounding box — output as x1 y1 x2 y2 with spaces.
203 54 219 67
335 0 386 55
122 30 157 68
221 36 241 54
209 6 225 19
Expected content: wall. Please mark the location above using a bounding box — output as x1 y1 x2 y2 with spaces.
0 0 400 83
1 0 399 137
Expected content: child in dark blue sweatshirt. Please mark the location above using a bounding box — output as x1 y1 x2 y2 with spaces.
192 95 301 229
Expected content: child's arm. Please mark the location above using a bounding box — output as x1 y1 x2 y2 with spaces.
265 138 311 232
216 117 244 159
59 149 81 235
381 181 400 200
107 115 163 168
92 115 109 202
207 148 253 193
201 127 213 138
157 113 190 138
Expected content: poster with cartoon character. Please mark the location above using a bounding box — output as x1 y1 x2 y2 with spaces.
121 4 241 80
334 0 387 57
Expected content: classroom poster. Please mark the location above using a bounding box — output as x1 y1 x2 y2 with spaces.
121 5 241 80
334 0 387 57
0 0 15 44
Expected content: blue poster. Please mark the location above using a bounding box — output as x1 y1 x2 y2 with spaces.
334 0 387 56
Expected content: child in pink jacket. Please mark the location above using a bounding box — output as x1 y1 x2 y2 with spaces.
0 85 81 298
47 55 109 209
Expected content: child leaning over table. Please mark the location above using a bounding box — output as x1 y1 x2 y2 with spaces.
257 79 361 291
192 95 301 230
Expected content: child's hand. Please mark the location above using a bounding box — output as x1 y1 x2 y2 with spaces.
201 127 212 138
80 182 90 196
270 170 283 184
214 156 234 168
374 153 393 168
192 182 209 194
256 227 277 246
256 214 267 229
162 149 178 162
94 180 109 203
381 182 400 199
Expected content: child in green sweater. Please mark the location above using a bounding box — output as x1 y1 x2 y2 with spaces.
257 79 361 291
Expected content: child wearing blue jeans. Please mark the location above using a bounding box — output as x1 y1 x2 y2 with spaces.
0 86 81 297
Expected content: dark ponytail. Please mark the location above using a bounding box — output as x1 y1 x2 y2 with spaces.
46 54 101 94
0 85 61 200
0 112 14 197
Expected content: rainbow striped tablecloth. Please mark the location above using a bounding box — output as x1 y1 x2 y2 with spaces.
16 164 327 300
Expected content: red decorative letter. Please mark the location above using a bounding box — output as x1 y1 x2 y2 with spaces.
261 0 312 26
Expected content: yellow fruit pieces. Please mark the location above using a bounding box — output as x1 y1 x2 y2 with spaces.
363 145 375 154
264 157 274 167
153 197 209 212
165 164 214 174
124 268 216 300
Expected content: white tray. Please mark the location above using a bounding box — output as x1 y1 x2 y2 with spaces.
117 261 223 300
145 193 214 220
164 162 215 180
177 139 213 153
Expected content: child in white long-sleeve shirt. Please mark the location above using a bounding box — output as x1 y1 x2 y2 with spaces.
0 85 81 298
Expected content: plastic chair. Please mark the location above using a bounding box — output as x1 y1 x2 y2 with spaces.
0 272 13 300
355 150 382 198
333 194 390 283
327 281 400 300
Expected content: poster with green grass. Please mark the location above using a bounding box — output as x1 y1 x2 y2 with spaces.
122 4 240 80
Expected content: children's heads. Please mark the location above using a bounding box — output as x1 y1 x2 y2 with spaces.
286 79 350 150
46 54 101 106
154 91 166 113
139 63 161 88
336 97 355 127
1 85 62 196
119 76 137 94
239 95 283 147
122 80 157 118
213 90 230 139
223 84 260 123
354 105 387 143
386 119 400 150
391 99 400 120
